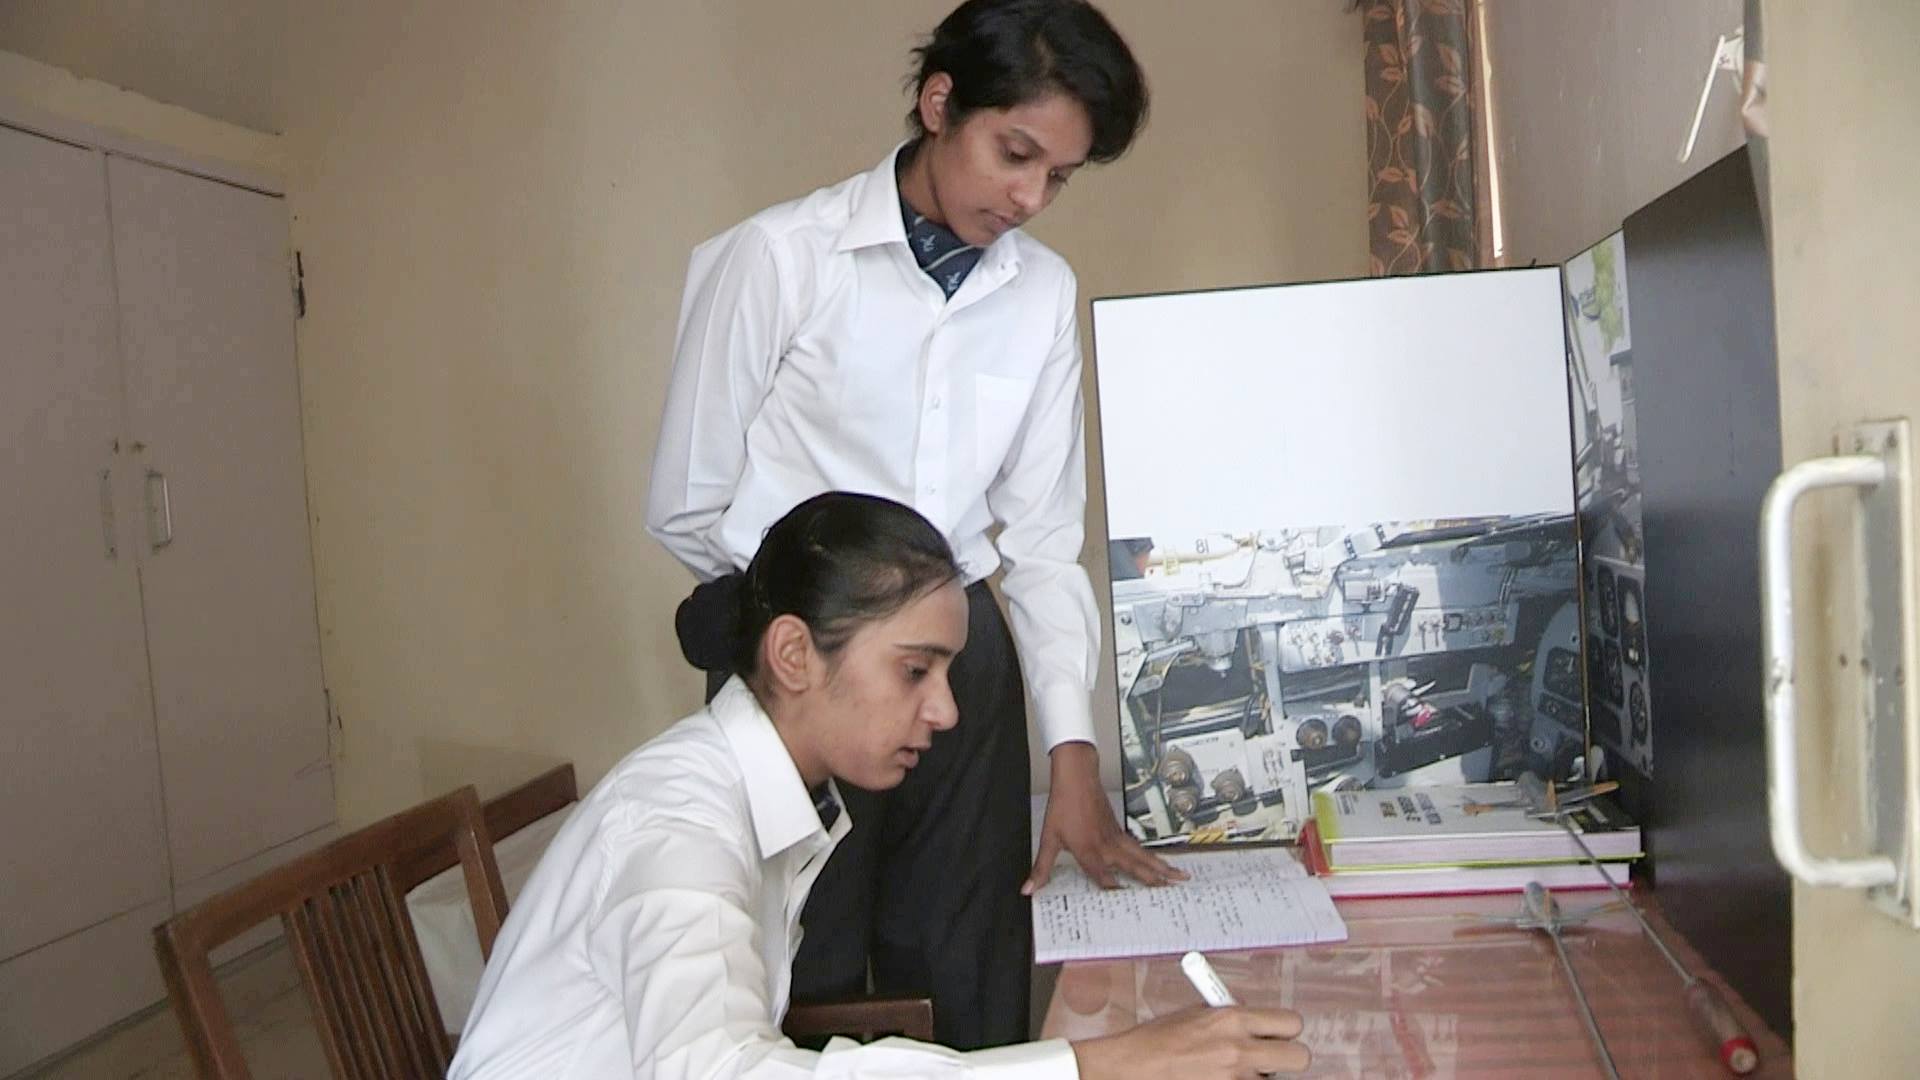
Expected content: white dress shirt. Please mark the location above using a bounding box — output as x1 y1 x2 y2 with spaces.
447 678 1079 1080
644 147 1101 750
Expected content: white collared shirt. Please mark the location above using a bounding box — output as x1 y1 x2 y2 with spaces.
644 147 1101 750
448 679 1078 1080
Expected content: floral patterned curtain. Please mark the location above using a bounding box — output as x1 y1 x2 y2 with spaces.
1362 0 1478 275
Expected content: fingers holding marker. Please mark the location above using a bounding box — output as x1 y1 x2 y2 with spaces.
1071 1004 1312 1080
1212 1008 1312 1078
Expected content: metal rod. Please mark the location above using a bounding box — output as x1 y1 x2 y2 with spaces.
1552 813 1761 1075
1547 925 1621 1080
1551 814 1691 982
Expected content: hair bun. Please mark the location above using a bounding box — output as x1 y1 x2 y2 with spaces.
674 573 747 672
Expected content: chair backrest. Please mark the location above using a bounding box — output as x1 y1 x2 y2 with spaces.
392 763 577 894
782 996 936 1044
154 786 509 1080
479 763 578 842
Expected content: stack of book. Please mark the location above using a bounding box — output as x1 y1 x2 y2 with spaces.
1299 781 1641 899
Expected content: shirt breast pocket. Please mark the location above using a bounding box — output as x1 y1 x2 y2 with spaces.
972 373 1037 480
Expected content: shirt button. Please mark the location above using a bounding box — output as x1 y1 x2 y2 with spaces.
931 396 943 409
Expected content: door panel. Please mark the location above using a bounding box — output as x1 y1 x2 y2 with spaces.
106 156 334 885
0 895 171 1077
1764 0 1920 1073
0 125 171 959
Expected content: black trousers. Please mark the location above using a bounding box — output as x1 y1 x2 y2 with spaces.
700 581 1032 1048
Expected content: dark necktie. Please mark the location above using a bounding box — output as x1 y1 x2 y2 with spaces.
901 197 982 301
810 784 841 830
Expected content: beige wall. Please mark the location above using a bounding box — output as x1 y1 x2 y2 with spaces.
3 3 1365 825
1480 0 1745 264
0 49 281 183
0 0 285 134
278 1 1367 824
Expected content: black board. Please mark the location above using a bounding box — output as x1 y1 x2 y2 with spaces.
1624 145 1791 1038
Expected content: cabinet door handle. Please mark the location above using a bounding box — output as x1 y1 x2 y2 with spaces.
1759 447 1901 891
145 468 174 552
99 468 117 559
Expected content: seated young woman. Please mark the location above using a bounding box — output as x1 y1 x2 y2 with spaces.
448 491 1310 1078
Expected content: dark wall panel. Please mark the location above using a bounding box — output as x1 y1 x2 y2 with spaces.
1624 146 1791 1038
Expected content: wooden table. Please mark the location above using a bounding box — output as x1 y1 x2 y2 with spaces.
1041 891 1791 1078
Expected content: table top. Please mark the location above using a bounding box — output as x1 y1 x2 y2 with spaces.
1040 891 1791 1078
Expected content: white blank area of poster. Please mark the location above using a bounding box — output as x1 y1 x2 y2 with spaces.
1092 268 1573 541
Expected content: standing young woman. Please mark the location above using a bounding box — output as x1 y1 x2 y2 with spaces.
453 493 1309 1078
645 0 1178 1047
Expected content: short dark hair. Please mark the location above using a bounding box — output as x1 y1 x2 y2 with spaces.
907 0 1149 164
732 492 962 680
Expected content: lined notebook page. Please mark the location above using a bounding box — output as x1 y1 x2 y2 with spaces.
1031 847 1348 963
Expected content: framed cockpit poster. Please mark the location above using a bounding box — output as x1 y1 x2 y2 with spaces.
1091 268 1585 844
1563 232 1653 779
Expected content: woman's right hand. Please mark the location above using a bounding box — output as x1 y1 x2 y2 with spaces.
1069 1005 1311 1079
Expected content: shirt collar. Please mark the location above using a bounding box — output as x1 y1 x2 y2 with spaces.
710 676 845 858
835 144 913 254
836 143 1023 277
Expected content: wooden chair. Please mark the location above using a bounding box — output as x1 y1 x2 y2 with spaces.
156 765 927 1075
153 786 508 1080
783 995 936 1043
391 763 578 893
477 763 578 846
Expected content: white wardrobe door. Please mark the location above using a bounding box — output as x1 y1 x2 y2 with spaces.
107 156 334 885
0 126 171 958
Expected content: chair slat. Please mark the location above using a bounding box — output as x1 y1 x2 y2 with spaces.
317 890 384 1080
355 870 428 1078
340 876 409 1079
156 785 505 1079
286 904 353 1080
352 872 428 1079
379 864 455 1070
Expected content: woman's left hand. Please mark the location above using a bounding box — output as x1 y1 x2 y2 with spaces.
1024 742 1185 893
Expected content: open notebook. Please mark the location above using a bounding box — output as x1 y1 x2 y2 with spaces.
1028 844 1348 963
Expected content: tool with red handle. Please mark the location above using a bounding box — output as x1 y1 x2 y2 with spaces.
1544 806 1760 1075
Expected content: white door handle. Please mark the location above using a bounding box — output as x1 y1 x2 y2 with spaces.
1760 454 1901 889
